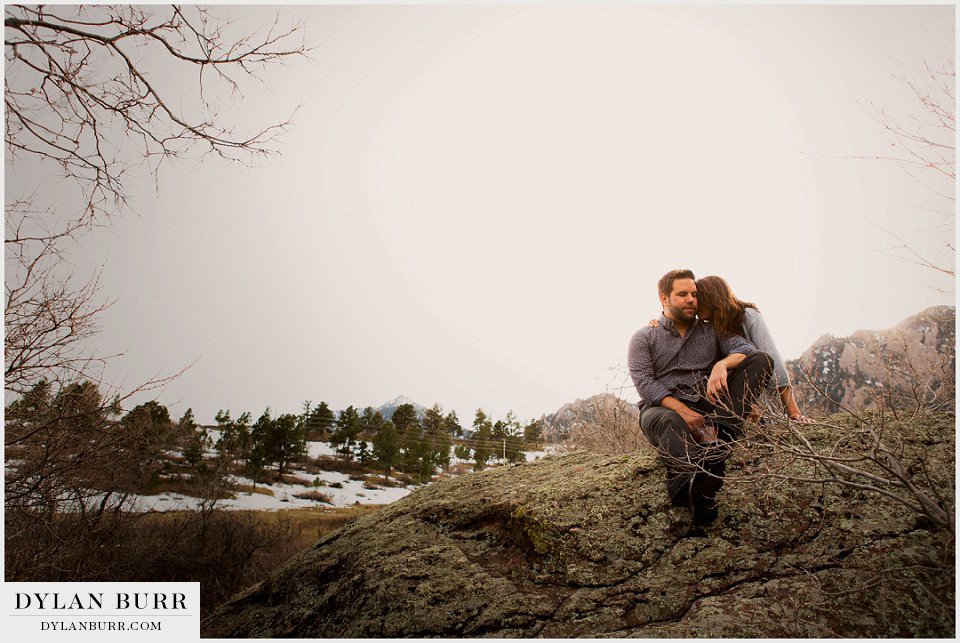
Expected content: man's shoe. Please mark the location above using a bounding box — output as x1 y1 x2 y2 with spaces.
692 504 719 526
683 525 709 538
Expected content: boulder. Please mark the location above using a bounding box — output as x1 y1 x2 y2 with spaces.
203 413 955 638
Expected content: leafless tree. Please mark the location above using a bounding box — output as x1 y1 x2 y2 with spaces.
5 4 306 393
5 4 307 580
566 391 645 456
867 62 955 284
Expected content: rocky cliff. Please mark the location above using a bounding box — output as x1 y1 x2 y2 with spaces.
787 306 955 415
539 393 640 448
203 412 955 638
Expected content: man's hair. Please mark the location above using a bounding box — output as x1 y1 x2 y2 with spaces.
658 269 695 297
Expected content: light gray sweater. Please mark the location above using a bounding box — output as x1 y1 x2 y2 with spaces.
742 307 791 388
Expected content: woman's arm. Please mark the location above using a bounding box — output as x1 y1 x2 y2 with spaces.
741 308 791 388
742 309 812 422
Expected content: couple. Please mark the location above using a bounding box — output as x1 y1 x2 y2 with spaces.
627 269 810 530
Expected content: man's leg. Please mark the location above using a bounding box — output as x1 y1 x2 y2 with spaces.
707 351 774 429
640 406 726 513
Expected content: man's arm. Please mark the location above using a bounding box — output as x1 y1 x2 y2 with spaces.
627 328 671 406
628 329 708 434
707 332 756 402
706 352 746 403
659 395 706 433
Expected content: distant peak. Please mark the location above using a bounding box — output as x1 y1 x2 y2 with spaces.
385 395 416 406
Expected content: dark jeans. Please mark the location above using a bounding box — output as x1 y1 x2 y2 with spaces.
640 352 773 510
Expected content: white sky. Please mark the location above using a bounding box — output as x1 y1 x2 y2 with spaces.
7 5 955 424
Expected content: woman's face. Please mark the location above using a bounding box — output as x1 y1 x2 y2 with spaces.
698 303 714 321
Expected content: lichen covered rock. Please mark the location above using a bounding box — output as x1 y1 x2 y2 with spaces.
203 413 955 638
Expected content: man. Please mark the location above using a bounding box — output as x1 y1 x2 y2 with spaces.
627 269 773 529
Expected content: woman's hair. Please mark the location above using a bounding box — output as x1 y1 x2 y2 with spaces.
695 275 758 338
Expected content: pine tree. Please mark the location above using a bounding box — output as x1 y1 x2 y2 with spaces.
472 409 493 471
356 441 371 465
215 410 252 468
270 413 306 476
422 403 444 434
181 408 211 472
391 403 420 435
247 409 273 483
454 443 471 461
332 406 361 460
306 401 336 441
523 418 543 446
415 432 434 483
419 403 451 474
431 430 452 472
248 409 306 477
400 421 423 474
503 410 526 464
183 426 212 471
372 421 400 479
121 400 175 489
443 410 463 437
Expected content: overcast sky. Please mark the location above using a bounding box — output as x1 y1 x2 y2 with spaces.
9 5 955 424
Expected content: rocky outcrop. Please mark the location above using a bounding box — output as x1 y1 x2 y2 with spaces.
203 413 955 638
539 393 640 446
787 306 955 414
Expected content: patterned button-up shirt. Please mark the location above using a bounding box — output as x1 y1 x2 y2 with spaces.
627 314 755 407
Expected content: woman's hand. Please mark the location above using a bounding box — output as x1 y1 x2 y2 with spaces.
648 319 659 327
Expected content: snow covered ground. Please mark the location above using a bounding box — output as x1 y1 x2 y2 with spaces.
125 440 556 512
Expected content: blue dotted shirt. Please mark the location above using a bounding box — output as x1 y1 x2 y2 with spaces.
628 314 755 407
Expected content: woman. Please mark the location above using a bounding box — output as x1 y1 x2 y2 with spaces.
695 275 812 424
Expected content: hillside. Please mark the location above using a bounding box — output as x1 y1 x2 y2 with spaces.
787 305 955 414
539 393 640 448
203 412 954 638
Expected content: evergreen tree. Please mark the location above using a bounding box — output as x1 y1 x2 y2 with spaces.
472 409 493 471
332 406 362 460
443 410 463 437
246 409 273 483
249 409 307 477
121 400 175 489
431 430 452 471
215 410 252 468
183 425 212 472
305 401 336 441
178 407 197 433
372 420 400 478
504 433 525 464
491 420 507 461
400 422 423 473
523 418 543 446
422 403 445 434
453 443 471 461
391 403 420 435
419 403 450 473
415 432 434 483
367 409 387 436
502 410 525 464
270 413 306 476
360 407 387 442
357 440 371 465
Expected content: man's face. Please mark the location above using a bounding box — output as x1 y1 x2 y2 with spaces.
660 278 698 322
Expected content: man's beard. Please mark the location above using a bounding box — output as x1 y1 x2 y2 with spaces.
666 303 697 322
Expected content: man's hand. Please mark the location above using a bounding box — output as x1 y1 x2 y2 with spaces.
706 362 729 403
663 397 704 431
678 406 705 431
660 395 716 442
